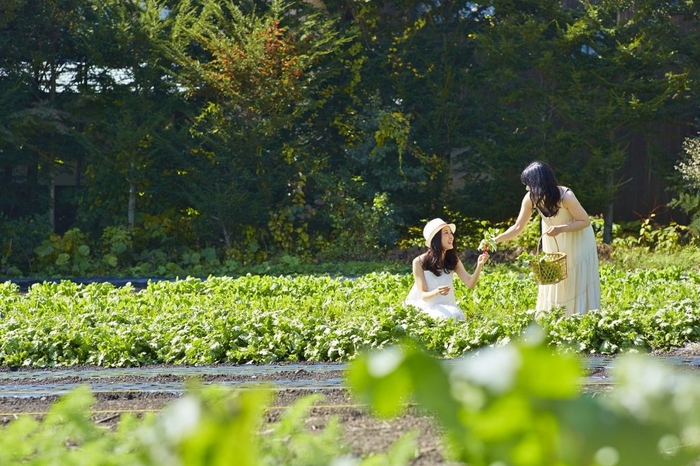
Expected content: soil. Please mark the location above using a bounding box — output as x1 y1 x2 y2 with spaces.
0 365 454 465
2 345 700 465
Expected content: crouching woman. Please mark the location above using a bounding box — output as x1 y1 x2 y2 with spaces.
405 218 488 321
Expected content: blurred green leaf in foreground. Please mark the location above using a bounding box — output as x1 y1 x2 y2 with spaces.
347 326 700 466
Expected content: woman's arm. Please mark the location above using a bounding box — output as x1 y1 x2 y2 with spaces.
412 256 448 299
544 189 591 237
494 193 533 244
454 254 488 289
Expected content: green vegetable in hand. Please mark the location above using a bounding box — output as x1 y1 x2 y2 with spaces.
478 238 497 253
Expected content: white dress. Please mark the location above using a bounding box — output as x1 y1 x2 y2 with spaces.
538 188 601 317
405 270 465 321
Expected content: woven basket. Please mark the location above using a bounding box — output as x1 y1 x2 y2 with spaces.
529 235 568 285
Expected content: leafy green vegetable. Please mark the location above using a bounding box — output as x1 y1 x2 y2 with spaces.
1 264 700 367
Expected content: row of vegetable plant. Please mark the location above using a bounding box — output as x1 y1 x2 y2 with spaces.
1 262 698 367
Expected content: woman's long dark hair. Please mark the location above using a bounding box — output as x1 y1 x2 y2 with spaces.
521 161 561 217
422 230 458 276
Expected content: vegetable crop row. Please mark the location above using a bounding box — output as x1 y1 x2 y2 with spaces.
0 266 698 367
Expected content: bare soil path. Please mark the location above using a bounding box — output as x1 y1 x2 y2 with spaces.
0 364 452 465
3 346 700 465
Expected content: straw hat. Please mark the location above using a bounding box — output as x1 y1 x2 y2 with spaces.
423 218 456 247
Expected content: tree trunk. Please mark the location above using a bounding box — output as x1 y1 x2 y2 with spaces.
49 167 56 231
2 167 12 217
219 219 231 249
128 180 136 227
48 56 57 232
603 173 614 244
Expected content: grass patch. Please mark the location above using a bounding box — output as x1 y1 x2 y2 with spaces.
608 245 700 272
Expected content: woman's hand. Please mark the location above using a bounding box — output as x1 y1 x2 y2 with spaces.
477 251 489 266
434 285 451 296
545 225 568 237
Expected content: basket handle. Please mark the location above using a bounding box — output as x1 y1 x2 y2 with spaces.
536 233 560 255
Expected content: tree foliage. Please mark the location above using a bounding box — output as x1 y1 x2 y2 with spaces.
0 0 698 272
457 0 697 237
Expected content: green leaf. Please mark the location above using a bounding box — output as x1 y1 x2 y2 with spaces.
518 344 582 398
346 345 412 418
103 254 118 267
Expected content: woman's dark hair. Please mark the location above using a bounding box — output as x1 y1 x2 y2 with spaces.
520 161 561 217
422 230 458 275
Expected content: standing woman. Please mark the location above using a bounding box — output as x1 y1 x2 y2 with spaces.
493 161 601 317
405 218 489 321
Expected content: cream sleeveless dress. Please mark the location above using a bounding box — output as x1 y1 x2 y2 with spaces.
405 270 465 321
538 187 601 317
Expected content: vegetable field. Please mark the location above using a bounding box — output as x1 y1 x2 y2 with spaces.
1 264 699 368
2 253 700 465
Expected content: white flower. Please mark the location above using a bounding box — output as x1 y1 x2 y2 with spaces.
675 135 700 189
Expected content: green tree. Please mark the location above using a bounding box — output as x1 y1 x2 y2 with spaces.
166 0 352 254
670 132 700 236
458 0 697 243
0 0 90 229
322 0 491 226
76 0 192 238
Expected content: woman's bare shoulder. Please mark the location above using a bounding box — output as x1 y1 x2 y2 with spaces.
560 186 579 199
412 253 427 265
